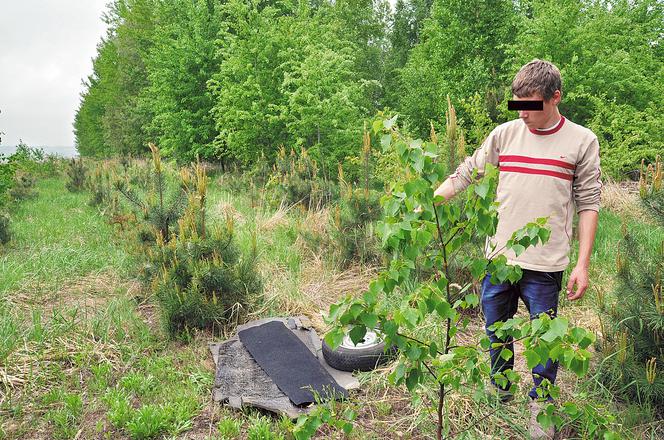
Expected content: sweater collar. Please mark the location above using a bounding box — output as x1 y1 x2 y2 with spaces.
529 116 565 135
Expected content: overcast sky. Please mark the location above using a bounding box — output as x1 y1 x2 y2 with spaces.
0 0 109 147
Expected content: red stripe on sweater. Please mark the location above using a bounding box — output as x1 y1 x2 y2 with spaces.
499 155 576 170
499 166 574 181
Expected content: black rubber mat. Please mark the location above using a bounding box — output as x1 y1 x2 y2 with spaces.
238 321 348 406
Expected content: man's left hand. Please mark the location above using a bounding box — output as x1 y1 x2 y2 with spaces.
566 265 589 300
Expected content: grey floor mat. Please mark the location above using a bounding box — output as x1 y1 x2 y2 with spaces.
209 316 359 419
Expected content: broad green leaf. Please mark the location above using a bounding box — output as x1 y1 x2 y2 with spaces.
405 368 420 391
499 348 513 361
360 313 378 329
541 317 568 342
324 328 345 350
349 325 367 346
381 133 392 151
524 350 541 369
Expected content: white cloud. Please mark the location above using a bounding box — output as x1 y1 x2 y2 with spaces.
0 0 108 146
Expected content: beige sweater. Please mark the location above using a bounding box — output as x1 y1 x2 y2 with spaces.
449 116 602 272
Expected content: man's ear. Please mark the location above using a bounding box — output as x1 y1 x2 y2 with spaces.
553 90 562 105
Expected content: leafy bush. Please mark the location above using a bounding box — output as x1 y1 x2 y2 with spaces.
297 115 620 439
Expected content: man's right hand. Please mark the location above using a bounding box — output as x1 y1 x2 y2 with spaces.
434 177 456 204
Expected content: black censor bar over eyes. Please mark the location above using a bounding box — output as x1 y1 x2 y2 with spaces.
508 100 544 111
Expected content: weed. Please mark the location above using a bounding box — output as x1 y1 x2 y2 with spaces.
247 415 284 440
125 404 168 439
217 417 241 439
104 388 133 429
44 391 83 439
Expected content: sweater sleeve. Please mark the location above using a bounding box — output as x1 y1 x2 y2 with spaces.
573 137 602 213
448 127 501 194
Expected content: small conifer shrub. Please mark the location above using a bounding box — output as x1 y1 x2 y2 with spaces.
114 143 188 242
265 147 337 209
598 225 664 410
65 158 87 192
0 212 10 245
144 161 262 336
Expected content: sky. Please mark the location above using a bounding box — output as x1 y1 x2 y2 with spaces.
0 0 109 147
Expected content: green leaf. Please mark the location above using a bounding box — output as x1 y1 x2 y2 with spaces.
524 350 541 369
349 325 367 346
402 308 419 327
474 181 489 199
435 301 454 320
499 348 513 361
541 317 568 342
464 293 479 307
538 227 551 244
372 119 383 134
511 244 526 256
349 303 364 319
381 134 392 151
324 328 344 350
382 321 398 338
360 313 378 330
470 259 487 279
391 362 406 384
384 115 398 130
406 345 422 361
405 368 420 391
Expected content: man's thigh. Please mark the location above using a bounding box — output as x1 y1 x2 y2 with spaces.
518 270 563 318
480 273 519 328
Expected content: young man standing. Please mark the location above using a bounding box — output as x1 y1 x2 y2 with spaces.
433 59 602 439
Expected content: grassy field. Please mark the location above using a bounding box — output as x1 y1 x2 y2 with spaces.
0 171 662 439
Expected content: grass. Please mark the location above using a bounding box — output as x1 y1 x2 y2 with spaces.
0 177 132 297
0 167 662 439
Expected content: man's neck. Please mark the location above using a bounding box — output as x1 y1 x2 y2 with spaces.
536 109 562 130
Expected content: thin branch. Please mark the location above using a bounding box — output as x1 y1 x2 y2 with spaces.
396 332 445 356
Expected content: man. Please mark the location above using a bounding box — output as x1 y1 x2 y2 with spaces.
433 59 602 439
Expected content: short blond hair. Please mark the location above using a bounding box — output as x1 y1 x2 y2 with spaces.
511 59 562 100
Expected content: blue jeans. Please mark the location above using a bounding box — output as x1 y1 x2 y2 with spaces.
481 269 563 400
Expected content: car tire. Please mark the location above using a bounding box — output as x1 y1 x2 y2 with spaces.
322 329 396 372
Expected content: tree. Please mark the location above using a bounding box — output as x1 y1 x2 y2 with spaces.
140 0 222 162
398 0 518 138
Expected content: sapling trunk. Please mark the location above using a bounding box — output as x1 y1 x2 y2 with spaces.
433 200 454 440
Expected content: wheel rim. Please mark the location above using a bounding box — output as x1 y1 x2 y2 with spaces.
340 330 381 350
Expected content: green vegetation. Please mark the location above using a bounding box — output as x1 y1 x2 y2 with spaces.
1 145 663 438
74 0 662 179
3 0 663 438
